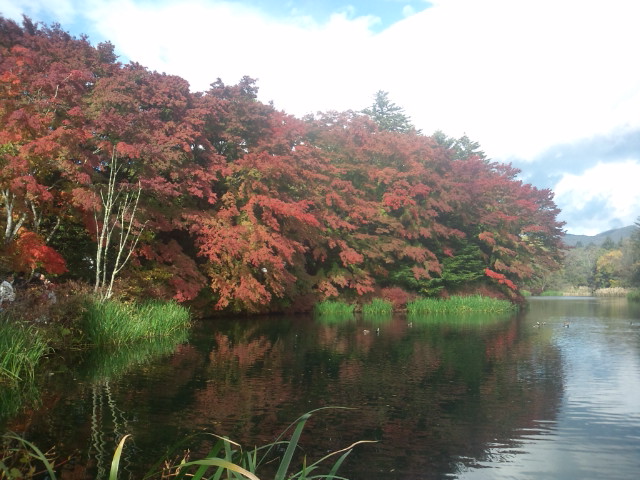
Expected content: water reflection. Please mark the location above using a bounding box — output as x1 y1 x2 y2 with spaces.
456 297 640 480
2 298 639 479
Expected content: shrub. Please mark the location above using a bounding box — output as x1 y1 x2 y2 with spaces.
379 287 415 310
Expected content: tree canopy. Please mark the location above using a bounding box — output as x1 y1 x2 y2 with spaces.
0 16 566 313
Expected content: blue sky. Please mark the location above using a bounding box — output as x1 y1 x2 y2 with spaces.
2 0 640 235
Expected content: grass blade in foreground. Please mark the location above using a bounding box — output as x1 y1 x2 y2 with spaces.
109 434 131 480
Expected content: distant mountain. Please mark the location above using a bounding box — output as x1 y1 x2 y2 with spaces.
562 225 637 247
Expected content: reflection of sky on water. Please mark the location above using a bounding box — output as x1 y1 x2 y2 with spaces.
455 303 640 480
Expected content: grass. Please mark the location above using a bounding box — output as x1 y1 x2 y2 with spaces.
1 408 373 480
539 290 564 296
362 298 393 316
406 295 517 315
84 298 191 346
314 300 355 317
0 319 50 384
628 289 640 302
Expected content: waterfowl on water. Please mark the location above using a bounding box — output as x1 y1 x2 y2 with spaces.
563 321 570 328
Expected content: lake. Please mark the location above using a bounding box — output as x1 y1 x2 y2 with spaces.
2 296 640 479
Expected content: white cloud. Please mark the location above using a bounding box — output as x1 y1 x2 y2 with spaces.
402 5 416 17
554 161 640 234
0 0 77 24
81 0 380 114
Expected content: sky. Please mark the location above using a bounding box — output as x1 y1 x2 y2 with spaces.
1 0 640 235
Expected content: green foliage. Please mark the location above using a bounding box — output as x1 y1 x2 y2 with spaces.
0 319 50 384
2 409 371 480
83 299 190 346
407 295 517 315
432 131 487 161
426 245 485 293
628 289 640 302
361 90 416 133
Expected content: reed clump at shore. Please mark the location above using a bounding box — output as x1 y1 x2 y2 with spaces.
407 295 517 315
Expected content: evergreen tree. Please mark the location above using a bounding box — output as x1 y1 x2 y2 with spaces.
432 130 487 161
362 91 416 133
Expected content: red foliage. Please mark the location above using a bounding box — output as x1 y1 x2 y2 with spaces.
484 268 517 291
0 18 565 312
380 287 416 309
9 231 67 274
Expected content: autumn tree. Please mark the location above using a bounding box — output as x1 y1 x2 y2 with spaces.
0 17 567 312
0 16 116 275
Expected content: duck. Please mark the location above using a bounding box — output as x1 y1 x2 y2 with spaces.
563 321 570 328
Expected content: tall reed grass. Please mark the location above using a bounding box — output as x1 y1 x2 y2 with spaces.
84 299 190 346
2 408 372 480
594 287 629 297
0 320 50 384
362 298 393 316
562 286 592 297
406 295 516 315
628 289 640 302
314 300 355 318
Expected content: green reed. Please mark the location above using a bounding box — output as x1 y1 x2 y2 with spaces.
406 295 517 315
0 320 50 384
84 299 191 346
539 290 564 296
314 300 355 317
362 298 393 316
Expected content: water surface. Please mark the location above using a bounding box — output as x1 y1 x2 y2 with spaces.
3 297 640 479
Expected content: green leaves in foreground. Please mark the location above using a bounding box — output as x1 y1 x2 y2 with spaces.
2 408 374 480
153 408 374 480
